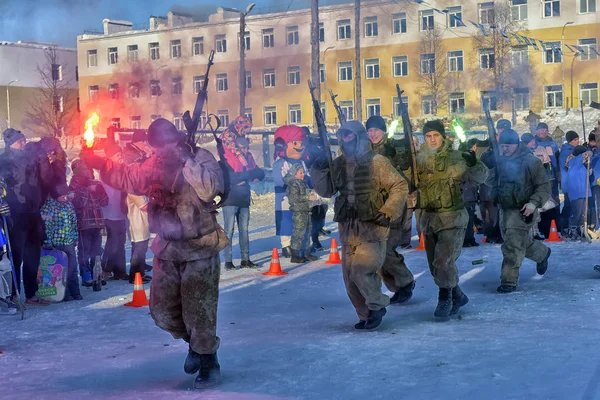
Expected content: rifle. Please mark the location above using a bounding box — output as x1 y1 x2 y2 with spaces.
308 80 333 171
482 97 500 184
183 50 215 150
395 84 418 208
329 89 346 126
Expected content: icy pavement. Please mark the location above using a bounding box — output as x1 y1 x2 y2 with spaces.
2 201 600 399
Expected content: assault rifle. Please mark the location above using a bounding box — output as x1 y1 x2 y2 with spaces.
395 84 419 208
308 80 333 172
482 97 500 184
329 89 346 126
183 50 215 150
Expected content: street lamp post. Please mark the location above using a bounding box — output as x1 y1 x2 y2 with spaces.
570 52 581 108
561 21 574 109
6 80 18 128
321 46 334 104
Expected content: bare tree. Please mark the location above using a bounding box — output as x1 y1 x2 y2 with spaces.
311 0 321 132
415 26 448 115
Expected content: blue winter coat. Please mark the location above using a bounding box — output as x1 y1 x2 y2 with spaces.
558 143 575 174
563 154 591 200
591 153 600 187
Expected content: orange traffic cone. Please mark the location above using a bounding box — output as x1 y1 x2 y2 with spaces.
415 233 425 251
545 220 562 242
124 272 149 307
325 238 342 265
263 248 288 276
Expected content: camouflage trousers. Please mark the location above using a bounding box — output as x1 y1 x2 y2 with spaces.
379 217 415 293
499 209 550 286
149 254 221 354
420 209 468 289
291 211 311 253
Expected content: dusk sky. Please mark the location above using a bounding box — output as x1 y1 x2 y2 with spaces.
0 0 348 48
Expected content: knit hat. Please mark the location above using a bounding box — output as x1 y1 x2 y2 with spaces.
423 120 445 137
3 128 25 148
71 159 88 175
573 145 587 157
147 118 186 148
104 142 122 159
589 132 597 142
496 119 511 130
365 115 386 132
287 163 304 178
521 133 535 144
565 130 579 143
499 129 520 145
536 122 549 131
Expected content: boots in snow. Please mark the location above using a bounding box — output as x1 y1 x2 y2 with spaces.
390 280 416 304
364 308 387 330
240 260 260 269
282 246 292 258
536 248 551 275
224 262 237 271
303 252 318 261
184 346 202 374
290 249 305 263
434 288 452 321
194 353 221 390
354 320 367 330
450 285 469 316
497 284 517 293
311 237 325 251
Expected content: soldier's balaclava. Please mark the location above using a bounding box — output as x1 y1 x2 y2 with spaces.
337 120 371 159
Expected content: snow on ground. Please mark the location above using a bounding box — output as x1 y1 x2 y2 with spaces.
2 196 600 400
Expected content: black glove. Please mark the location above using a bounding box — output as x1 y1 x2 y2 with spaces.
372 212 391 227
462 150 477 167
80 148 107 170
0 202 10 218
312 157 329 170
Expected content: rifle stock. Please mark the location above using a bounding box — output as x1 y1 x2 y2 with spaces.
329 89 346 125
395 84 419 208
482 97 500 184
308 80 333 170
184 50 215 149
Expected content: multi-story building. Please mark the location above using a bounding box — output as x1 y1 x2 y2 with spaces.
0 41 79 138
77 0 599 132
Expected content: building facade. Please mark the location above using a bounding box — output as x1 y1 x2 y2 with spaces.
0 41 79 139
77 0 599 132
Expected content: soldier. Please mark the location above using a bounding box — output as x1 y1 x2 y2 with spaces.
82 119 228 390
311 121 408 330
416 120 488 320
495 129 552 293
365 115 415 303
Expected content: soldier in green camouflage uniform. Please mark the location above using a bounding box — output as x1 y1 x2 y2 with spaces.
311 121 408 330
495 129 552 293
284 163 317 263
417 120 488 320
366 116 415 303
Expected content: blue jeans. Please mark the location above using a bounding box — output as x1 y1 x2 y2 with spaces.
222 206 250 262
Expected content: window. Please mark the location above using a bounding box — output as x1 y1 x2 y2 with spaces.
514 87 530 110
338 61 353 81
199 111 208 128
480 48 495 69
245 71 252 89
340 100 354 121
422 95 434 115
393 96 409 117
108 47 118 65
364 16 378 37
170 40 181 58
448 51 464 72
511 45 529 66
288 66 300 85
173 113 184 131
51 64 62 81
151 114 162 122
193 75 205 94
87 49 97 67
579 38 598 61
449 92 465 113
216 34 227 53
108 83 119 100
581 0 596 13
544 41 562 63
216 73 228 92
421 53 435 74
319 22 325 42
545 85 563 108
366 99 381 117
511 0 528 20
262 28 274 48
217 110 229 127
130 116 141 129
481 91 498 111
392 55 409 77
110 118 120 128
320 102 326 121
150 80 162 97
289 104 302 124
127 45 138 62
244 108 253 122
193 37 204 55
337 19 351 40
53 96 64 113
149 42 160 60
447 6 464 28
172 77 182 96
543 0 560 17
243 31 250 50
580 83 599 105
365 58 380 79
128 82 140 98
264 68 276 88
420 10 434 31
287 26 299 45
393 13 407 34
264 106 277 125
320 64 326 83
88 85 99 102
479 2 495 25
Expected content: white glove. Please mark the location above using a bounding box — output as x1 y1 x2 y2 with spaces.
521 203 536 217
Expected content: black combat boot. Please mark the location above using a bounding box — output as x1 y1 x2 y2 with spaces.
364 308 387 330
434 288 452 321
290 249 305 263
304 251 318 261
184 346 202 374
536 248 551 275
390 280 415 304
240 260 260 269
354 320 367 330
450 285 469 316
282 246 292 258
224 262 236 271
311 237 325 251
496 284 517 293
194 353 221 390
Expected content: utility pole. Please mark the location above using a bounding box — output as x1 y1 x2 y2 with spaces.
354 0 362 122
311 0 321 132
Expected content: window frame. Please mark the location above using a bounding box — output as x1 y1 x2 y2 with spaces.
216 73 228 92
420 10 434 31
447 50 464 72
544 84 564 108
339 100 354 121
192 37 204 56
449 92 466 114
420 53 435 75
479 48 496 69
263 68 276 88
264 106 277 125
364 58 380 79
288 104 302 124
392 12 407 34
215 34 227 53
392 55 409 77
364 16 378 38
479 2 496 25
87 49 98 67
127 45 138 62
514 88 530 110
543 0 561 17
338 61 353 81
287 26 299 46
580 82 599 105
579 38 598 61
262 28 275 48
447 6 463 28
149 42 160 60
287 66 301 85
543 41 562 64
365 98 381 118
108 47 118 65
511 0 528 20
337 19 352 40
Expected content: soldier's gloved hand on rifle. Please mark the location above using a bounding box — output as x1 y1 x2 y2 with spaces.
461 150 477 167
372 212 391 228
0 203 10 218
80 147 107 170
312 157 329 171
